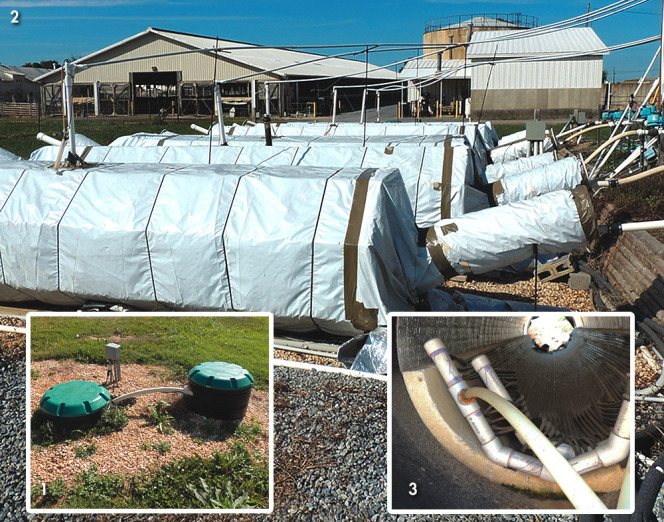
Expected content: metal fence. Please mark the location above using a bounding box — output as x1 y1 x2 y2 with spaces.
424 13 538 33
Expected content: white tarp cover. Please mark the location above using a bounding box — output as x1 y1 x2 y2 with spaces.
30 142 486 226
490 130 554 163
482 152 555 184
492 157 584 205
0 148 21 161
0 162 441 335
426 186 597 278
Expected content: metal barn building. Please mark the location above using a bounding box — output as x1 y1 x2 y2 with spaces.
466 27 609 120
36 27 395 118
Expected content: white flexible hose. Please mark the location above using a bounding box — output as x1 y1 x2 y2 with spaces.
462 386 607 511
112 387 193 403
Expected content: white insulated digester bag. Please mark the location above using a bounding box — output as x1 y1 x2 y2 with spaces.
426 186 598 278
481 152 556 184
0 162 441 335
491 157 584 205
30 141 486 227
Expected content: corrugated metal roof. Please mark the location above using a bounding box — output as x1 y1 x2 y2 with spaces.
398 59 470 79
467 27 609 58
36 27 394 83
0 65 49 82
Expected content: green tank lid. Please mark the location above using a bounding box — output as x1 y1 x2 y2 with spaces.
40 380 111 418
189 362 254 391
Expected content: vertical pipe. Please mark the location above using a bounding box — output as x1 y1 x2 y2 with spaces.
360 88 367 124
63 60 76 158
251 79 257 121
93 81 99 117
214 83 227 146
331 88 338 124
376 91 381 122
264 82 271 117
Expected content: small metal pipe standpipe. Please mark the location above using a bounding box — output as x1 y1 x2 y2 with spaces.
111 387 193 404
214 83 227 146
263 82 272 147
36 132 63 147
63 60 77 159
190 123 209 135
376 91 381 123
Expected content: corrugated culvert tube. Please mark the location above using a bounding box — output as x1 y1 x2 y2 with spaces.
393 314 631 510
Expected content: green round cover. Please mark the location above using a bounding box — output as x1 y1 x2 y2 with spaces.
40 380 111 418
189 362 254 390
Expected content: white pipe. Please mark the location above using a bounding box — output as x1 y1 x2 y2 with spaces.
621 220 664 232
609 136 658 178
0 324 26 334
264 82 271 117
36 132 63 147
425 340 565 484
463 386 607 511
112 387 193 404
376 91 381 122
63 60 77 159
360 88 367 124
331 88 338 125
617 458 632 510
190 123 209 135
214 83 227 146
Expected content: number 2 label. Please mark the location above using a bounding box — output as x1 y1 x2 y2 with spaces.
11 10 19 24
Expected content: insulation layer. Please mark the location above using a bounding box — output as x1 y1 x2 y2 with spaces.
492 157 584 205
0 162 441 335
31 142 488 227
426 186 598 278
482 152 555 184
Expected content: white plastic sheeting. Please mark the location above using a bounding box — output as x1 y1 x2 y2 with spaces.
30 142 487 226
0 162 441 335
490 130 554 163
426 186 597 278
0 148 21 161
492 157 584 205
481 152 555 184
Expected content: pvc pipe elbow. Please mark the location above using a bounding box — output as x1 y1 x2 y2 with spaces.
190 123 209 135
596 432 630 467
481 437 512 468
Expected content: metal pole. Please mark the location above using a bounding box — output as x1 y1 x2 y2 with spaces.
214 83 227 146
360 88 367 124
63 60 77 158
331 87 338 124
376 90 381 122
264 81 271 117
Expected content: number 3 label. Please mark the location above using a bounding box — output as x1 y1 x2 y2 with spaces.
409 482 417 496
11 10 19 24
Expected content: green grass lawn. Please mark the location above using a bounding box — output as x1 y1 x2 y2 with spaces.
30 315 270 388
0 116 247 159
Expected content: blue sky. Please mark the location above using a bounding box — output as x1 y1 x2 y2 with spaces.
0 0 660 81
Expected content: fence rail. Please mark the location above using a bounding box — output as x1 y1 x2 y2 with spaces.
0 101 39 117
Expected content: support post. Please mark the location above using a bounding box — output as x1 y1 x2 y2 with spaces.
331 88 338 124
93 81 100 117
360 88 367 124
214 82 227 146
63 60 77 158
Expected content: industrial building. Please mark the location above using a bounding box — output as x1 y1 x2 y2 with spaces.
0 64 47 102
400 15 608 120
467 27 608 120
35 27 396 118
